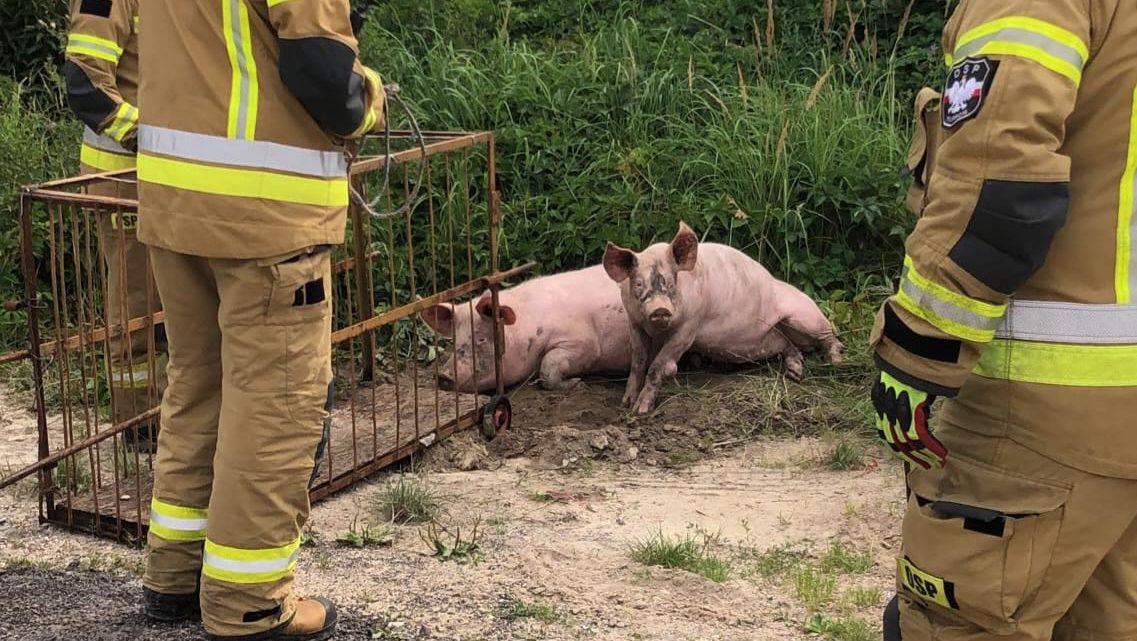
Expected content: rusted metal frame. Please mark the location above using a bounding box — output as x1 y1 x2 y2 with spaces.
426 157 441 435
462 151 480 417
44 504 146 546
349 132 493 175
308 408 481 502
487 134 506 397
18 195 55 521
403 162 422 444
26 168 135 191
69 209 102 535
0 408 159 492
329 262 535 345
46 203 77 529
84 208 116 537
349 178 376 382
20 311 165 362
23 190 138 211
384 192 403 469
0 349 29 365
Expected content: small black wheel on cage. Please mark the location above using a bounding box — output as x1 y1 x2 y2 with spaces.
480 395 512 440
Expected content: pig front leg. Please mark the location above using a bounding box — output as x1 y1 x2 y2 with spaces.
623 324 653 409
538 347 587 391
633 329 696 416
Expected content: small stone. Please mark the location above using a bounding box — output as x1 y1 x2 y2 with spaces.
663 423 683 433
617 447 639 463
589 435 610 451
119 495 131 501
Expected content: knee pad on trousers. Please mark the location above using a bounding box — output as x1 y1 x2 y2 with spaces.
884 593 901 641
308 381 334 488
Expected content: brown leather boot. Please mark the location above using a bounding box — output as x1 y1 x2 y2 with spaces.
205 597 337 641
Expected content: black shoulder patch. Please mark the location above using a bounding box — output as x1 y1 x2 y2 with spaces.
941 57 999 130
279 37 367 137
882 304 962 363
80 0 113 18
62 61 117 131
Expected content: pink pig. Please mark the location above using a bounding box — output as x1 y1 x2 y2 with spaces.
603 221 845 415
419 265 633 393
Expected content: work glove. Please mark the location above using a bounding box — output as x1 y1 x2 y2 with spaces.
871 370 946 470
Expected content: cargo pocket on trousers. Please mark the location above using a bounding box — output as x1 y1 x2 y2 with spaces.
898 454 1069 634
263 250 333 423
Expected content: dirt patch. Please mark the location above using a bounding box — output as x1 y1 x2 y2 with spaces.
0 565 384 641
424 364 864 474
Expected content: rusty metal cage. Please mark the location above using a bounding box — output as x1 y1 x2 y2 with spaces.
0 130 533 544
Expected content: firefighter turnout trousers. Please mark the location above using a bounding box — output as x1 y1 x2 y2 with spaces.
895 420 1137 641
143 246 332 637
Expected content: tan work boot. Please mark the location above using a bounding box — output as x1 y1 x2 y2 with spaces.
205 597 337 641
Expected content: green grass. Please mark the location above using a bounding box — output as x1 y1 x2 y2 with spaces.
336 515 394 548
377 476 441 525
500 596 560 624
629 531 732 583
804 613 877 641
746 542 811 579
826 437 867 471
845 586 882 608
792 565 838 609
820 542 874 575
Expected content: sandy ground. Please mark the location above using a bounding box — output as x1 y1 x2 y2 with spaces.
0 373 907 641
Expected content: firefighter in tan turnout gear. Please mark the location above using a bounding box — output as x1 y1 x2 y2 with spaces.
63 0 166 452
870 0 1137 639
134 1 386 638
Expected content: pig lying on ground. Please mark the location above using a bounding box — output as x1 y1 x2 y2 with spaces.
419 265 634 393
603 221 845 415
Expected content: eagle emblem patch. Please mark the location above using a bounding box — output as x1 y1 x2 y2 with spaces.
942 57 999 129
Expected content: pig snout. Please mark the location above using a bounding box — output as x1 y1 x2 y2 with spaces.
644 298 676 331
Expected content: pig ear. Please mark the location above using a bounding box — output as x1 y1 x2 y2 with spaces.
603 242 636 283
671 221 698 272
474 291 517 325
420 303 455 336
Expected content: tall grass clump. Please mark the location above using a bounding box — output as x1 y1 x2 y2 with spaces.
359 12 919 302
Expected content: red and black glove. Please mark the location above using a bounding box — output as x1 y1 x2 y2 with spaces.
871 370 946 469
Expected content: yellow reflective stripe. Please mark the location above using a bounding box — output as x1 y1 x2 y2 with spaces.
66 34 123 63
202 538 301 584
149 499 207 542
974 340 1137 387
895 257 1006 343
137 153 349 207
951 17 1088 86
80 143 135 171
1117 86 1137 303
106 103 138 143
266 0 293 6
222 0 259 140
957 17 1089 61
902 258 1006 317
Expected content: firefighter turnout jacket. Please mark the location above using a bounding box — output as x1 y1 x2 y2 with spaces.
136 0 387 260
871 0 1137 479
65 0 139 173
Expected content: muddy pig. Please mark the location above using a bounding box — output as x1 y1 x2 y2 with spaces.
419 265 634 393
603 221 845 415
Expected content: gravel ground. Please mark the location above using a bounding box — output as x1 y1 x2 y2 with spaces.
0 566 383 641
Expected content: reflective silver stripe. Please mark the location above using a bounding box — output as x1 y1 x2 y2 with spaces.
67 35 122 61
997 300 1137 344
899 267 1003 332
83 127 130 155
139 126 348 178
203 549 299 575
229 0 253 140
954 28 1085 72
149 512 207 533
